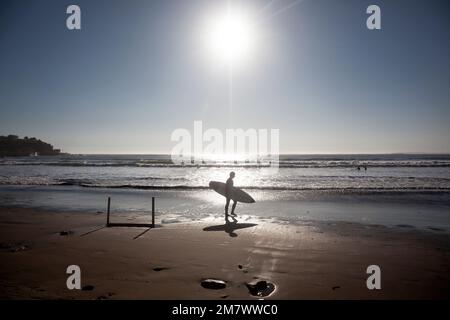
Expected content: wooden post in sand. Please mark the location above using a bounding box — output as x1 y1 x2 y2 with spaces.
152 197 155 228
106 197 111 227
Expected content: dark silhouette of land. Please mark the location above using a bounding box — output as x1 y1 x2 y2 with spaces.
0 135 62 157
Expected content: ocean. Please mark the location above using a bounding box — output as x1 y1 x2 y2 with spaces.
1 154 450 230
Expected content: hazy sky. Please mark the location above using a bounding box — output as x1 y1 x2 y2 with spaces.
1 0 449 154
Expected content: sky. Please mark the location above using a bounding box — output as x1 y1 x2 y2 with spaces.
1 0 449 154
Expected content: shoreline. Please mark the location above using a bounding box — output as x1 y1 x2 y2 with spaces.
2 184 450 233
1 206 450 299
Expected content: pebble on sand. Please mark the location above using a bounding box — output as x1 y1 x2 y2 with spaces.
245 280 276 297
201 279 227 290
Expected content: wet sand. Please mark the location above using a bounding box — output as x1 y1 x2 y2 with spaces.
0 206 450 299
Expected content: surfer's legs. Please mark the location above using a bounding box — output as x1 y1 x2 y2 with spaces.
231 200 237 215
225 197 231 215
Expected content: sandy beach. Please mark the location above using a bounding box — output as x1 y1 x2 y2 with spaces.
1 206 449 300
2 0 450 309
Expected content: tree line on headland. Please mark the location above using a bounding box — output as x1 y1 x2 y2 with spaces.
0 135 62 157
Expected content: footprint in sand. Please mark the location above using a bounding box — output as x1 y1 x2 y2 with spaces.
238 264 249 273
59 230 74 236
153 267 170 272
427 226 445 232
82 285 95 291
95 292 115 299
6 243 29 253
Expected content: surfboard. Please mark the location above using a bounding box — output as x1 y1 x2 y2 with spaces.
209 181 255 203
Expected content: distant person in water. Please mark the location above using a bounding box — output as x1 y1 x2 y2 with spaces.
225 171 237 216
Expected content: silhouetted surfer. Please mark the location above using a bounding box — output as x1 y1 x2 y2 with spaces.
225 171 237 216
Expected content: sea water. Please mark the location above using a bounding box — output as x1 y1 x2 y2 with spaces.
1 154 450 230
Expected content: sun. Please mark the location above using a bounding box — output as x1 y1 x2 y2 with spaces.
204 7 255 67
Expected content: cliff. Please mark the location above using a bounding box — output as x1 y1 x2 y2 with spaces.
0 135 62 157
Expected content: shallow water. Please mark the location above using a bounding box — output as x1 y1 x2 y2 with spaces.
1 185 449 232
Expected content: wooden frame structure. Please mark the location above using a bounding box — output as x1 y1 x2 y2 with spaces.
106 196 155 228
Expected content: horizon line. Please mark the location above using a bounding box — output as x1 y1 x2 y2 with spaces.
60 152 450 156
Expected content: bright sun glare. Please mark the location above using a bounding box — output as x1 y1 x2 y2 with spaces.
205 7 255 66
